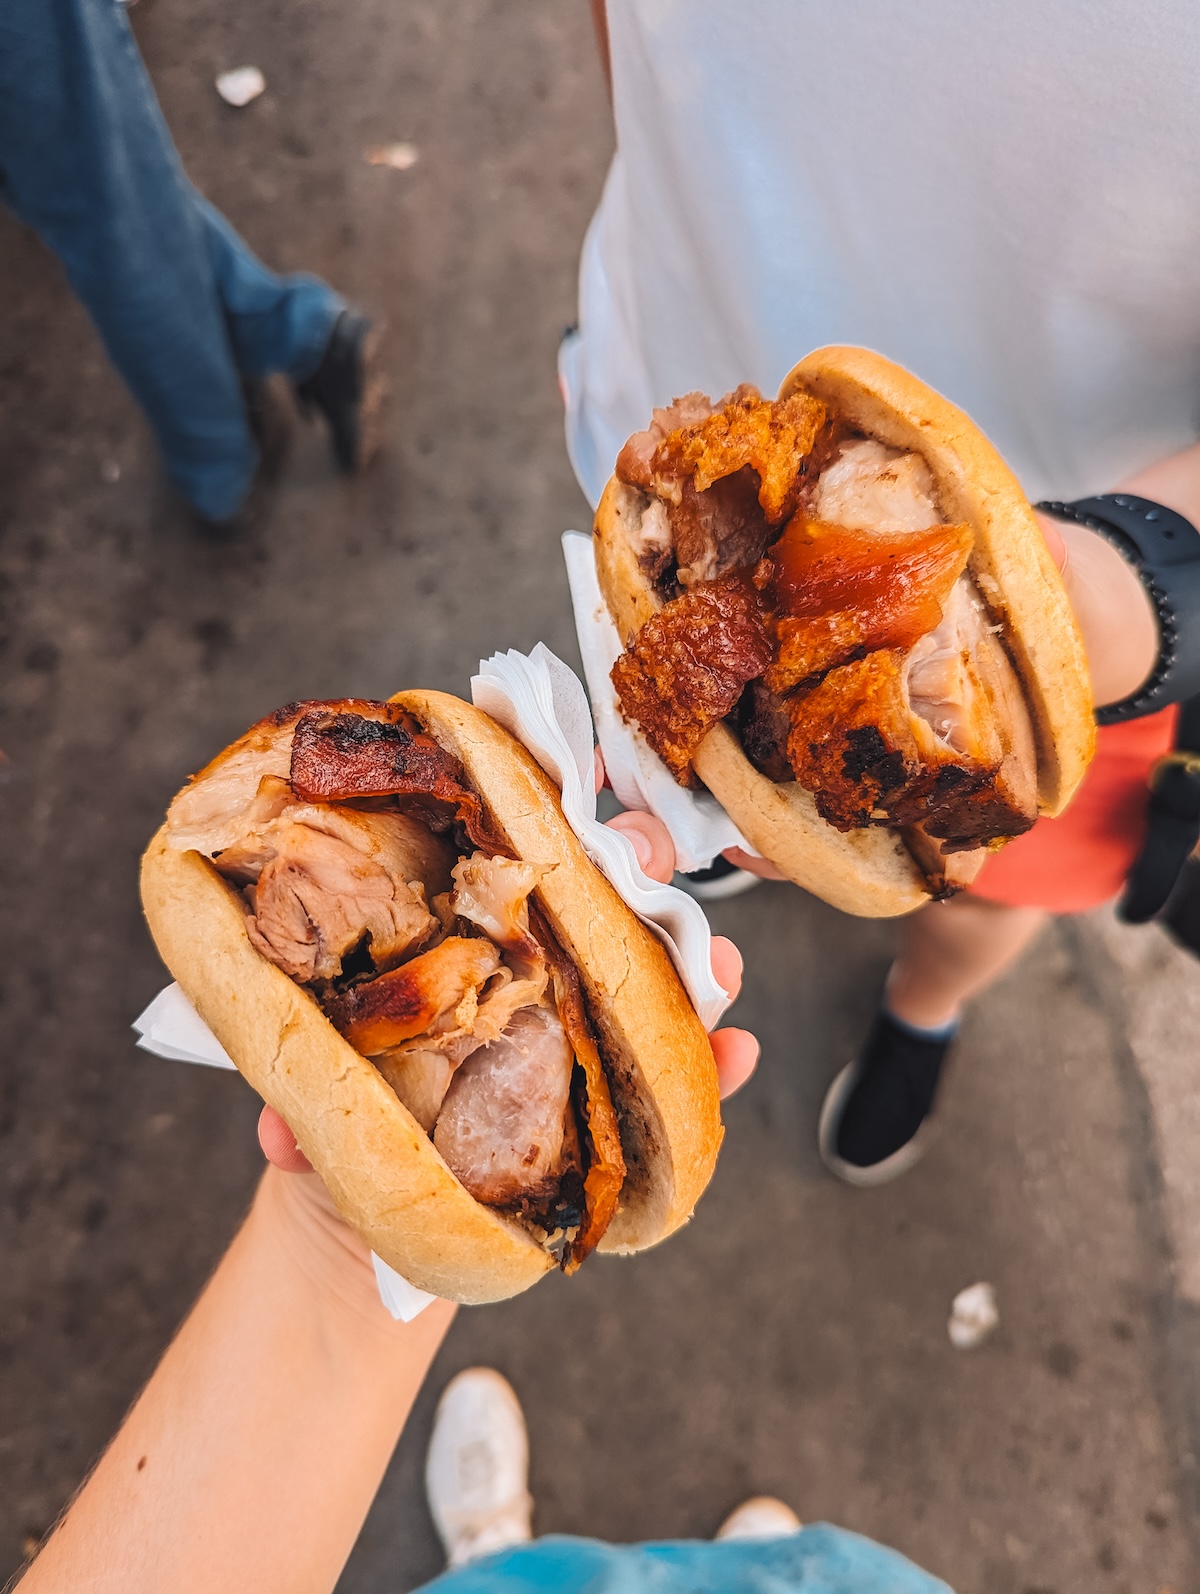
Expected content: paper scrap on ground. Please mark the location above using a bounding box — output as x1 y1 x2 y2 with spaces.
216 67 266 107
364 142 419 170
471 642 732 1031
561 530 753 874
948 1281 999 1348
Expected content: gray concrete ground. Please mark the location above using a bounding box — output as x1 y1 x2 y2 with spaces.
2 5 1199 1592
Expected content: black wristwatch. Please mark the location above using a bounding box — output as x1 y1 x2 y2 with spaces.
1035 493 1200 725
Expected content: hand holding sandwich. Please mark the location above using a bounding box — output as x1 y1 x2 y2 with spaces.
142 690 756 1303
19 807 755 1594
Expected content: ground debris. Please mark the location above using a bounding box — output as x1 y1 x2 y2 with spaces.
948 1281 999 1348
216 67 266 108
364 142 419 171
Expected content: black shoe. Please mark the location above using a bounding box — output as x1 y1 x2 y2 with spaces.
675 855 763 902
818 1009 954 1186
294 308 385 473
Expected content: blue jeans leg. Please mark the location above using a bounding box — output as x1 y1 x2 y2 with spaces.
0 0 339 519
195 193 343 384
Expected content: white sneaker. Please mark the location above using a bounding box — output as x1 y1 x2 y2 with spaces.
716 1496 803 1540
425 1368 534 1568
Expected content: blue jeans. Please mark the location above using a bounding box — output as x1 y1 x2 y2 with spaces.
0 0 343 519
419 1528 954 1594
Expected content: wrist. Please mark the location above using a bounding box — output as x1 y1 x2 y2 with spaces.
247 1167 419 1345
1035 511 1159 708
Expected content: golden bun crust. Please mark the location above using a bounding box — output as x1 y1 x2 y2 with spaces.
594 347 1096 915
393 691 723 1251
140 695 722 1303
780 347 1095 814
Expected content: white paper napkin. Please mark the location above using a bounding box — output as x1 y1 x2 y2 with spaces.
471 643 731 1031
560 531 753 873
134 982 236 1068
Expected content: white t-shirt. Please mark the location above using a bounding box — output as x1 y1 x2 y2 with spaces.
561 0 1200 509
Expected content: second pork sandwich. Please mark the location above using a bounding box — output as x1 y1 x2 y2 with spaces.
596 346 1094 915
141 692 721 1303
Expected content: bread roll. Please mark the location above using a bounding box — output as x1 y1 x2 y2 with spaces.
141 692 722 1304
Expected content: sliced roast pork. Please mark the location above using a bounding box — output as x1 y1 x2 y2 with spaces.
433 1006 576 1208
615 386 833 591
245 821 442 982
324 936 502 1053
450 853 544 953
811 438 942 532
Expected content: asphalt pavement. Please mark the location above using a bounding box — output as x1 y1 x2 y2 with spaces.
2 6 1199 1592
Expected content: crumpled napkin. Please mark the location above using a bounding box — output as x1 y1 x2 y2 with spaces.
561 530 755 874
472 642 730 1031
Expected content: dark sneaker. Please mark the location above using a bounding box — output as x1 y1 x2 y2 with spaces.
675 855 763 902
818 1009 954 1186
294 309 387 473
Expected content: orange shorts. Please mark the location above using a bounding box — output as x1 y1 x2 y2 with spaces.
969 706 1178 914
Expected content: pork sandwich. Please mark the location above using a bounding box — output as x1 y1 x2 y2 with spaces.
595 346 1094 915
140 693 721 1304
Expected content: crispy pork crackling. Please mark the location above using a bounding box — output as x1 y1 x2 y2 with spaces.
140 691 722 1305
595 347 1095 916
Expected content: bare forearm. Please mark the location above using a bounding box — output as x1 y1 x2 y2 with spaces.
21 1170 455 1594
1118 439 1200 527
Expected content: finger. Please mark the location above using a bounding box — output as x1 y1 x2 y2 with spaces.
258 1104 313 1173
710 1028 760 1100
604 809 676 884
593 745 606 794
709 935 743 1001
722 847 787 882
1033 510 1067 572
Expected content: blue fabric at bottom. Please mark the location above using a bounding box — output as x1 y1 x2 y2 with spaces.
419 1526 953 1594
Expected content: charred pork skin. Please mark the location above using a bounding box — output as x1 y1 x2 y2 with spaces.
608 390 1042 884
610 573 774 782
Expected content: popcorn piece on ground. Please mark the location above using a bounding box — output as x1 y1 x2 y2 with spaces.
216 67 266 108
948 1281 999 1349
